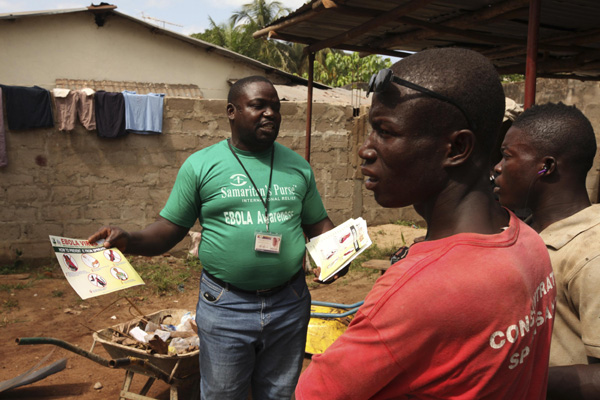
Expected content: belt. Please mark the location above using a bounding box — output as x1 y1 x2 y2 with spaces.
203 269 303 296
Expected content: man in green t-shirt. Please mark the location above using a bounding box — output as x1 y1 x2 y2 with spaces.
89 76 334 399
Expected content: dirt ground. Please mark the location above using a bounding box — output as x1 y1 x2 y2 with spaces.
0 224 425 399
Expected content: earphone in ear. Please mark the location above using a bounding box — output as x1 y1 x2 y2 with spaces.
537 167 548 175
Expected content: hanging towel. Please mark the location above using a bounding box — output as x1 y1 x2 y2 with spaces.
53 88 75 131
76 89 96 131
122 91 165 134
0 87 7 167
54 88 96 132
95 91 126 138
52 88 70 98
1 85 54 130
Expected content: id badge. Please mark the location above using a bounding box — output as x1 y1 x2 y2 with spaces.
255 231 282 254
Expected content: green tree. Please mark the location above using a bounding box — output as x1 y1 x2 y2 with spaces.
230 0 289 28
284 44 341 77
191 0 393 86
193 0 295 71
191 17 258 56
305 52 393 87
230 0 293 71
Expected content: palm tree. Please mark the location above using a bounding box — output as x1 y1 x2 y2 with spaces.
230 0 289 28
192 0 392 83
192 17 259 57
229 0 297 70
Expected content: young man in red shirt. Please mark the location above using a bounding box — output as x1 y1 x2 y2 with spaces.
296 48 555 400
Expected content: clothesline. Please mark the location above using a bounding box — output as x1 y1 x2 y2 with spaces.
0 85 166 167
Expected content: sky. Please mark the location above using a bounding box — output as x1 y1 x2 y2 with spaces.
0 0 309 36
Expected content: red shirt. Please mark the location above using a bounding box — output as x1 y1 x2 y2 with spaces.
297 212 555 399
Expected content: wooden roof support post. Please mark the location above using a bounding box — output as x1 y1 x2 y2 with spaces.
305 51 315 163
524 0 541 109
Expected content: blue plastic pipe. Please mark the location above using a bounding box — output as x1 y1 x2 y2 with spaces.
310 300 364 318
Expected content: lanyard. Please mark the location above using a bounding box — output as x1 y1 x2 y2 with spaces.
227 139 275 231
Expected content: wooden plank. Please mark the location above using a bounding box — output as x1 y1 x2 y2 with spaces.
267 31 412 58
497 50 600 75
361 259 390 271
306 0 436 53
369 0 531 49
253 7 324 39
0 273 30 281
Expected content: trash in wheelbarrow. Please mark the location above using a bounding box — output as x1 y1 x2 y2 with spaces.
93 308 199 380
108 308 198 356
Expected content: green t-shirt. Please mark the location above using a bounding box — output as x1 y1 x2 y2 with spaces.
160 140 328 290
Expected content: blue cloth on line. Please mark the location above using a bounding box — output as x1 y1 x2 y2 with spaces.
122 91 165 134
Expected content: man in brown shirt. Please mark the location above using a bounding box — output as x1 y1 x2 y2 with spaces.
493 102 600 400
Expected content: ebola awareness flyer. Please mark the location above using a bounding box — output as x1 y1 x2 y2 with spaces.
306 218 372 281
49 235 144 299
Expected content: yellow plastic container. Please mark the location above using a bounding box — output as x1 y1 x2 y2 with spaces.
305 305 355 355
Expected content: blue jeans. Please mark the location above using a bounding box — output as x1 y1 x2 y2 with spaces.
195 269 311 400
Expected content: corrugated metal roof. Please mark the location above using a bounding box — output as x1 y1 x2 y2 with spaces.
0 7 89 19
54 79 203 98
254 0 600 80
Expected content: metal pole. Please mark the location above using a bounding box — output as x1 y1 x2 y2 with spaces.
305 51 315 162
524 0 541 109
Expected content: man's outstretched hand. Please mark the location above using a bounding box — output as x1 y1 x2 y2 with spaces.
88 226 130 252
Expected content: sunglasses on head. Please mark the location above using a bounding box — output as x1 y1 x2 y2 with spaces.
367 68 476 131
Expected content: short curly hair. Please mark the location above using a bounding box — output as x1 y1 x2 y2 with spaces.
227 76 275 105
513 102 596 177
390 47 505 156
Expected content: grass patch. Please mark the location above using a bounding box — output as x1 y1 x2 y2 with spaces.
0 258 59 292
0 249 25 275
36 263 61 279
130 256 203 296
348 244 397 275
52 290 64 298
307 281 320 289
183 257 203 270
392 220 422 229
0 316 28 328
0 282 32 292
502 74 525 83
2 298 19 312
0 251 60 280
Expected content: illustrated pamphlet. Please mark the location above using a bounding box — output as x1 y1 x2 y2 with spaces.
49 235 144 299
306 218 372 282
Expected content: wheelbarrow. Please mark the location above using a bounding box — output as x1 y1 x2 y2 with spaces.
17 309 199 400
305 300 363 355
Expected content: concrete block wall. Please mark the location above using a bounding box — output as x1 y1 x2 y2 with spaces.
503 79 600 202
8 79 598 263
1 97 410 263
